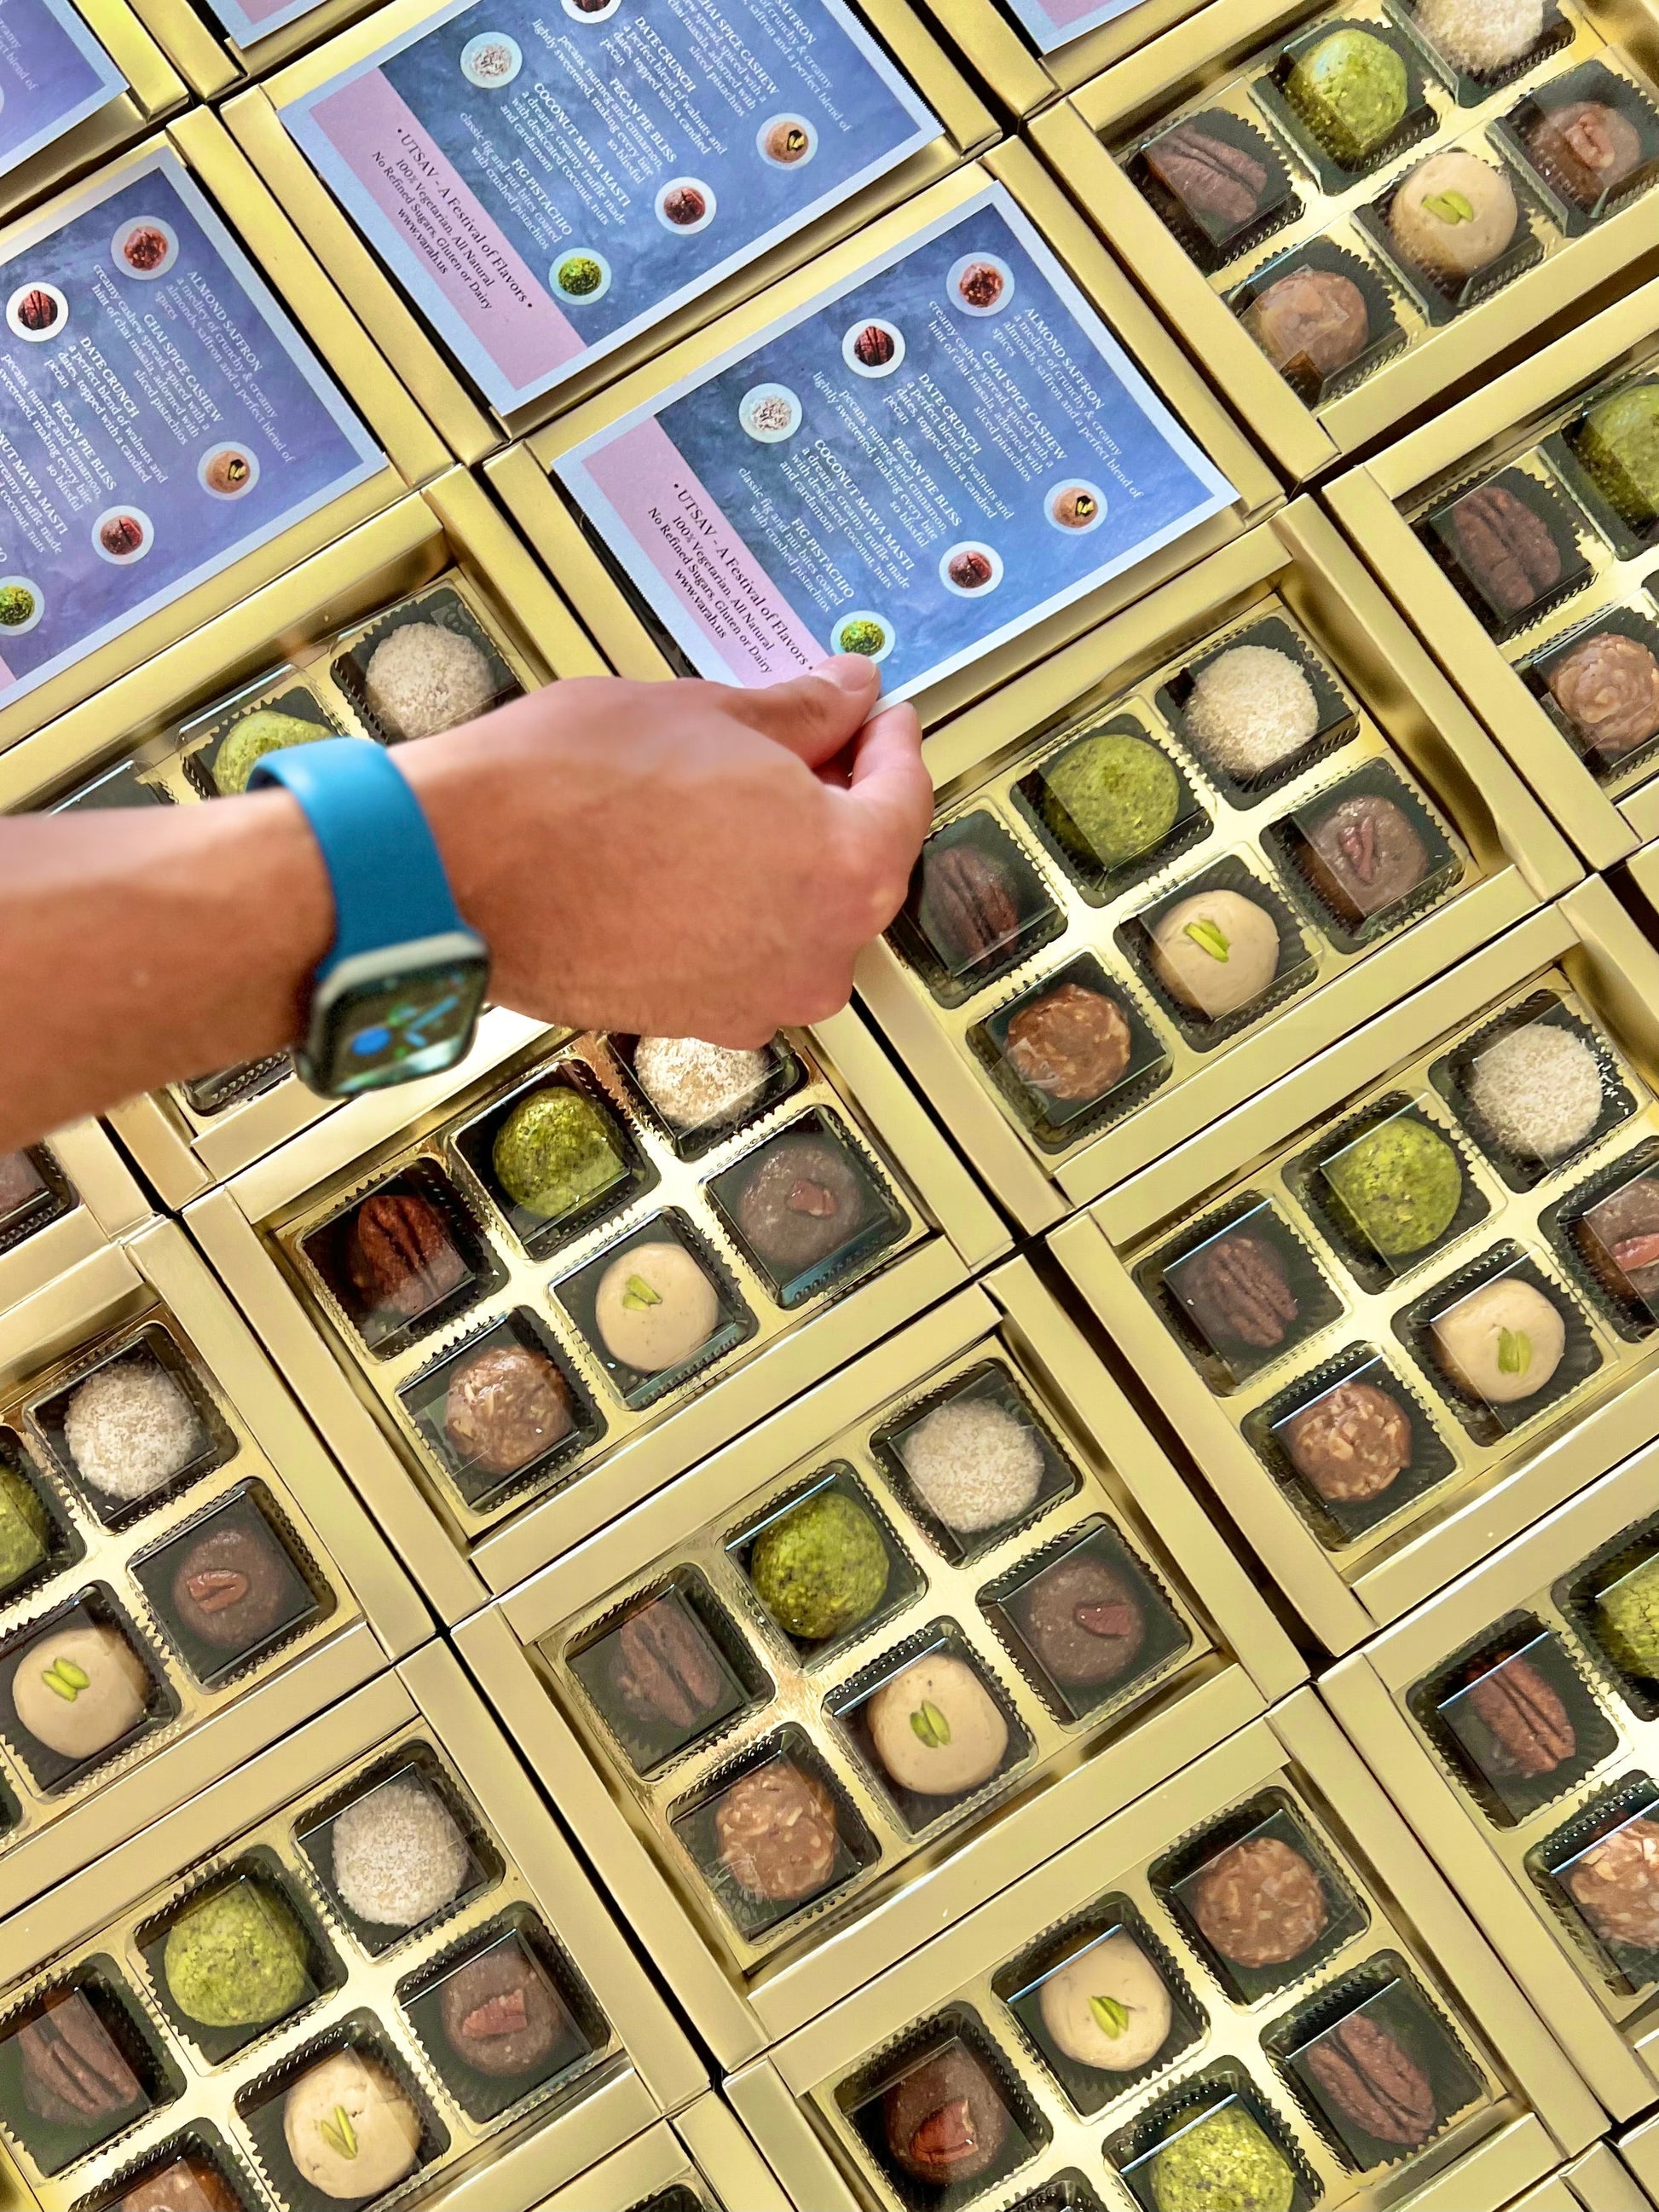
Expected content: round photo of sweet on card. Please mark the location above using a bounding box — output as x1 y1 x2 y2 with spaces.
949 251 1014 315
551 248 610 304
92 508 153 566
460 32 521 84
832 610 894 662
739 381 801 443
939 541 1003 597
842 318 905 378
758 113 817 167
0 577 43 635
561 0 619 16
198 443 258 500
656 177 715 232
7 281 65 342
1046 479 1107 534
111 217 177 280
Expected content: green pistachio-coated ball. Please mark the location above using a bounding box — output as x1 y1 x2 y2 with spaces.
1040 731 1182 872
1576 386 1659 527
558 255 602 297
1287 30 1408 165
838 619 887 657
1597 1556 1659 1676
164 1881 309 2028
211 710 332 796
1323 1117 1463 1258
1150 2106 1298 2212
749 1489 890 1641
0 585 35 628
0 1464 48 1594
491 1088 627 1222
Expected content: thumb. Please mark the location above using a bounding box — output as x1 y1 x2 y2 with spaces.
722 653 881 765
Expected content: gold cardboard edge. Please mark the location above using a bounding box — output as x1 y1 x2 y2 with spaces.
672 2090 797 2212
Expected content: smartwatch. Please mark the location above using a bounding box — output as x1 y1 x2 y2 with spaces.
251 739 489 1099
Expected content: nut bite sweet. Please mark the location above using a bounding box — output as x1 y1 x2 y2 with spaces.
1014 1551 1147 1688
749 1488 888 1641
866 1652 1009 1799
1175 1229 1299 1354
1389 150 1517 283
211 710 331 797
1578 1175 1659 1307
491 1089 626 1223
1302 792 1430 921
1038 1931 1173 2071
11 1620 149 1760
63 1358 205 1505
633 1037 770 1132
1431 1278 1566 1405
1190 1833 1329 1968
592 1241 720 1374
330 1776 471 1929
1577 385 1659 525
1446 482 1563 616
1282 1380 1413 1504
609 1596 732 1736
169 1518 296 1653
0 1463 49 1592
1286 28 1408 165
1144 119 1271 228
1243 267 1371 383
439 1943 570 2077
1527 100 1645 208
883 2044 1010 2186
1183 644 1319 778
282 2051 421 2200
1323 1117 1463 1258
17 1989 142 2130
897 1394 1046 1536
443 1341 575 1477
1004 979 1133 1103
1152 890 1281 1020
714 1759 841 1902
163 1883 309 2029
1150 2105 1296 2212
1546 631 1659 757
917 841 1022 972
345 1190 469 1325
735 1133 867 1278
1465 1022 1604 1160
1595 1556 1659 1673
364 622 495 742
1564 1815 1659 1948
1305 2013 1436 2147
1464 1651 1575 1777
1038 731 1182 871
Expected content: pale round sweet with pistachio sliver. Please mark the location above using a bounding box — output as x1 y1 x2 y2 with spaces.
866 1652 1007 1796
1151 890 1281 1020
897 1395 1045 1535
1431 1277 1565 1405
11 1620 148 1759
1038 1930 1175 2071
593 1241 720 1373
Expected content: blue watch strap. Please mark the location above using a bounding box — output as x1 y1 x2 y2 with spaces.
250 739 466 967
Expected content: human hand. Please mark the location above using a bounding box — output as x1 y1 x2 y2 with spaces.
401 654 932 1046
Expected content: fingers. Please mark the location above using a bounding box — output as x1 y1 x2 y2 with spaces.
720 655 880 765
835 702 933 928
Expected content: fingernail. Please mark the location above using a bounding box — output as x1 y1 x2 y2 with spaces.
812 653 879 693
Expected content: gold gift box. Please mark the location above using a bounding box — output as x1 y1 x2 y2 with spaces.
1054 877 1659 1656
720 1689 1601 2211
0 1217 427 1924
486 145 1280 731
1621 2117 1659 2205
516 2097 799 2212
857 495 1575 1234
0 1641 705 2212
1329 271 1659 873
892 0 1214 119
0 1123 151 1323
188 1002 1005 1623
454 1256 1303 2070
1565 2140 1659 2210
0 0 187 228
0 472 598 1208
1325 1412 1659 2120
225 0 997 459
1035 0 1659 488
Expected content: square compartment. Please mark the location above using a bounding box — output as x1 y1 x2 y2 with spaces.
0 1146 72 1250
176 669 349 801
970 951 1171 1153
1390 0 1570 101
331 583 522 745
1003 2180 1107 2212
669 1726 877 1939
1498 62 1659 238
91 2130 252 2210
1557 378 1659 554
1432 990 1633 1188
181 1056 289 1119
1535 1776 1659 1990
235 2018 446 2212
1110 2070 1313 2212
0 1972 175 2174
981 1517 1191 1724
401 1910 603 2124
46 758 166 812
138 1861 337 2065
568 1573 767 1776
0 1431 78 1610
1294 1096 1487 1288
132 1483 329 1688
32 1326 233 1530
1255 20 1435 190
1228 236 1407 412
841 2013 1044 2212
1153 1791 1367 2004
1011 715 1206 904
1420 468 1593 640
0 1590 171 1793
871 1362 1079 1565
1267 760 1461 952
398 1309 604 1512
1561 1526 1659 1708
1397 1244 1601 1444
1523 602 1659 784
613 1032 803 1161
892 812 1063 1005
1130 107 1298 273
1421 1620 1616 1823
1250 1349 1458 1548
303 1165 494 1360
1152 1198 1343 1393
1157 615 1358 807
450 1064 647 1259
1356 153 1544 326
830 1622 1030 1837
1558 1147 1659 1340
708 1110 908 1308
554 1210 754 1409
997 1899 1203 2115
1273 1959 1485 2174
295 1750 499 1956
726 1465 920 1664
1120 856 1315 1051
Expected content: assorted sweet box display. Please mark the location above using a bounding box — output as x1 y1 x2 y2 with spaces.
1054 880 1659 1658
1032 0 1659 487
721 1694 1601 2212
455 1261 1303 2071
857 499 1576 1233
1325 1423 1659 2126
0 1644 707 2212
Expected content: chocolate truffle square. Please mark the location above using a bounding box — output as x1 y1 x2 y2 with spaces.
1536 1780 1659 1986
1567 1163 1659 1334
1300 1099 1484 1287
295 1753 499 1956
399 1311 602 1511
182 1056 288 1120
138 1864 336 2066
1402 1245 1599 1442
0 1591 171 1793
1421 471 1590 639
1012 716 1204 904
1003 2177 1107 2211
568 1576 765 1776
874 1363 1078 1566
1566 1528 1659 1702
1111 2076 1310 2212
1270 765 1459 950
997 1902 1202 2116
402 1915 599 2123
709 1110 909 1308
1530 608 1659 777
1501 64 1659 235
0 1976 174 2174
670 1729 876 1938
1276 1965 1484 2173
893 814 1062 1005
972 953 1169 1151
726 1465 919 1664
555 1211 754 1410
452 1068 646 1259
1228 244 1402 410
1132 108 1296 270
1157 615 1356 805
1153 1199 1342 1392
1257 1351 1455 1546
133 1484 327 1687
1155 1793 1367 2004
235 2019 446 2212
983 1518 1190 1724
1257 20 1433 191
842 2017 1043 2211
1426 1622 1616 1823
303 1170 491 1358
32 1328 232 1530
1436 995 1629 1192
830 1625 1030 1837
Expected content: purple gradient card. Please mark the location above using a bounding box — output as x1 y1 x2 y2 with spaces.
0 0 124 179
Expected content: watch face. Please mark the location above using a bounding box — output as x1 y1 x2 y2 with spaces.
317 956 489 1095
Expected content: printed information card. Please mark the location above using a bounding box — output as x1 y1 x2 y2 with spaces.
0 0 126 182
284 0 941 414
0 146 383 713
557 181 1237 704
999 0 1147 60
